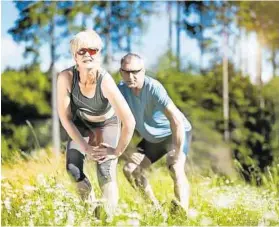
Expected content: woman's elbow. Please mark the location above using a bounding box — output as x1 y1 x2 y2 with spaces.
122 114 136 131
60 117 72 129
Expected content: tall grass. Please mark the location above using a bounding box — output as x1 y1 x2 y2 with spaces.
2 150 279 226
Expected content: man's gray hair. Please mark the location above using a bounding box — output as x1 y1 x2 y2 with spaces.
121 53 143 65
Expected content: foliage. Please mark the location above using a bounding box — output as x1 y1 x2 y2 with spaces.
9 1 74 72
156 55 276 180
9 1 156 69
1 67 51 163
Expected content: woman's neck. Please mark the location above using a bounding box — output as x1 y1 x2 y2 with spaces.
78 67 98 85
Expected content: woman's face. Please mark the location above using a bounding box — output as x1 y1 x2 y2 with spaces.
75 45 101 69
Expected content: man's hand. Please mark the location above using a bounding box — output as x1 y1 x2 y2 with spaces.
167 149 181 166
90 143 119 163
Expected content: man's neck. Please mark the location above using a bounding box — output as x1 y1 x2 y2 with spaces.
131 79 144 96
131 87 142 96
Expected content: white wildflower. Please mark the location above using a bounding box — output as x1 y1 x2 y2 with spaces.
213 194 236 209
45 188 55 193
188 208 199 219
128 211 141 219
3 198 11 212
116 221 127 226
127 219 140 226
67 210 75 226
23 185 37 192
55 183 64 189
120 203 129 210
106 216 114 223
94 219 101 224
200 217 213 226
29 219 34 227
263 211 278 221
2 182 12 189
37 174 47 185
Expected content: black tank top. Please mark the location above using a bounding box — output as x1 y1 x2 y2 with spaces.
70 66 112 120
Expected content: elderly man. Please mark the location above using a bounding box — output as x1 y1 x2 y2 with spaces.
118 53 192 213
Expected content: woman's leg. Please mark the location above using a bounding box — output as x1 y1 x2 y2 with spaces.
97 158 119 217
66 141 95 201
95 116 121 217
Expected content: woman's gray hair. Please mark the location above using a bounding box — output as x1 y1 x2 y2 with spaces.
70 29 103 57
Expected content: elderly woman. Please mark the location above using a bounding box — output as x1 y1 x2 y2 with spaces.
57 29 135 216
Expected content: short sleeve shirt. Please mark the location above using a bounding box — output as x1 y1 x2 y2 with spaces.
118 76 192 143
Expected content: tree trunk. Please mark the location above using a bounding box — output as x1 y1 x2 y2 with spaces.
271 44 276 78
168 2 173 51
199 5 204 74
127 27 132 52
51 67 61 155
256 34 265 108
256 35 263 86
223 29 230 142
240 28 246 77
48 21 55 76
104 1 112 70
176 1 181 71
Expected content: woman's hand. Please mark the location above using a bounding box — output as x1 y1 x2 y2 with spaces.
88 143 119 163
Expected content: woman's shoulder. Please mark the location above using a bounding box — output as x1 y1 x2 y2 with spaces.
59 66 74 77
98 67 111 78
57 66 75 89
58 66 75 81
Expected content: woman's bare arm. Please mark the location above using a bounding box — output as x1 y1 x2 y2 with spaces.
57 70 91 153
101 74 136 156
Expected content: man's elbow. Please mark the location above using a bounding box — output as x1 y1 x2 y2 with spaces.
171 116 184 130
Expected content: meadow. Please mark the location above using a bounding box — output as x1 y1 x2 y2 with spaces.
1 149 279 226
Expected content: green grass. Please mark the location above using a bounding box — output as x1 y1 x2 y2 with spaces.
1 150 279 226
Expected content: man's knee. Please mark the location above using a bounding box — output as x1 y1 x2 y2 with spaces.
168 163 185 182
123 162 138 175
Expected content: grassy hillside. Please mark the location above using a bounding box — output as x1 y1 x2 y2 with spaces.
1 150 278 226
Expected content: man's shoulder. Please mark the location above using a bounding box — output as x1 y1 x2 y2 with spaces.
117 80 128 92
145 76 165 91
117 80 126 87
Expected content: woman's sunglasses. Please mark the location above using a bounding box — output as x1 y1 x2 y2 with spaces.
77 48 99 56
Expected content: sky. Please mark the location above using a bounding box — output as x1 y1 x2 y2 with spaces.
1 1 274 83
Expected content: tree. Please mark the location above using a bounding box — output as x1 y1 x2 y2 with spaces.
93 1 155 66
234 2 279 105
10 1 155 71
9 1 75 74
181 1 216 74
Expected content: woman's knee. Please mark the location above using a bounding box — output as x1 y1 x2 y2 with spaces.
67 163 85 182
97 158 118 187
66 148 85 181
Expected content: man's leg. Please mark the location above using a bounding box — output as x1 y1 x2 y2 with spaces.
167 151 190 213
123 154 162 208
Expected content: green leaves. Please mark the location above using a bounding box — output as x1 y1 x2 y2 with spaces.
2 68 51 115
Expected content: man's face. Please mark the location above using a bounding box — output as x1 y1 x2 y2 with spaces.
120 57 145 88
